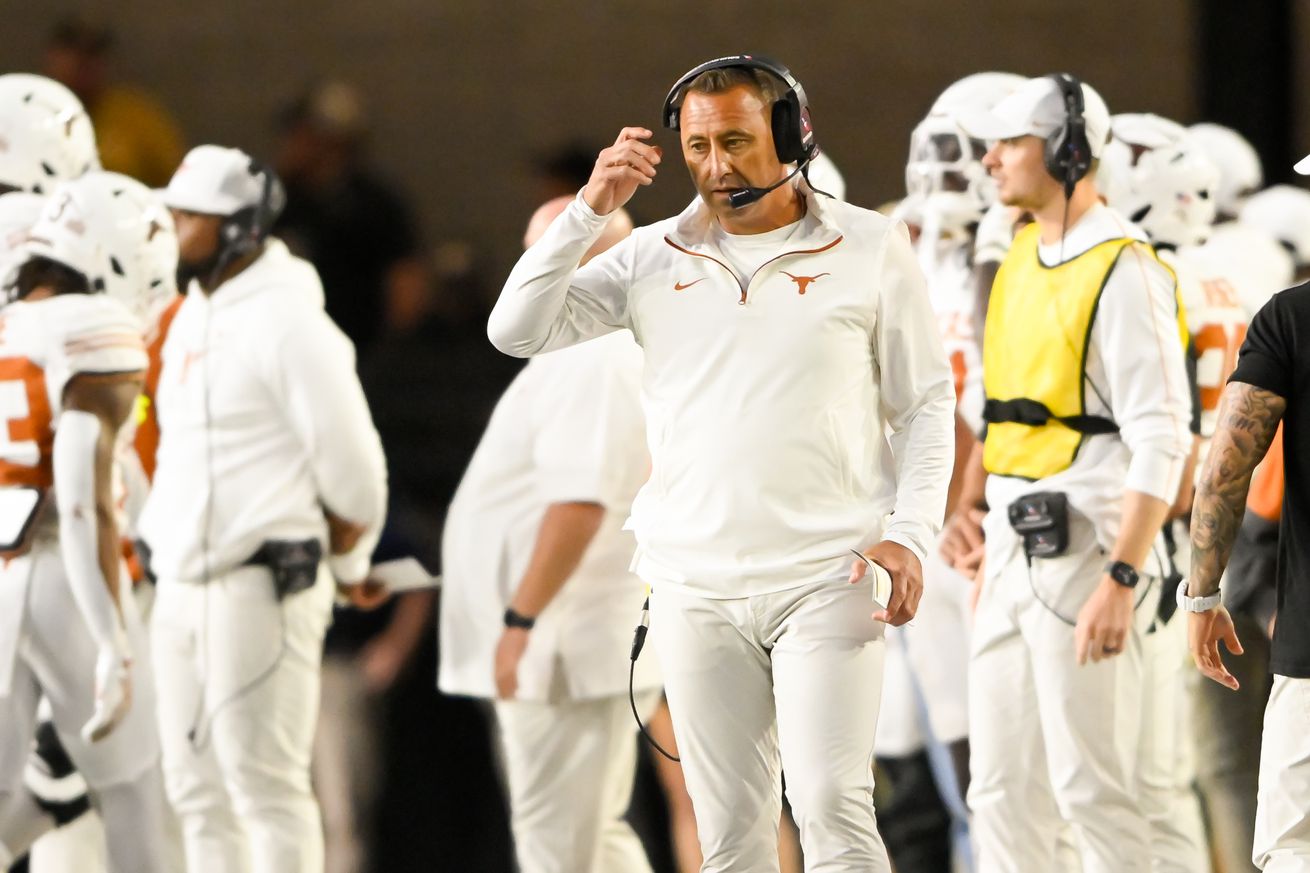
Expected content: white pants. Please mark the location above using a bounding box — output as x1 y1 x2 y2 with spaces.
1254 675 1310 871
1138 611 1209 873
876 544 971 756
969 514 1154 873
30 811 106 872
313 654 381 873
152 563 335 873
0 548 170 873
494 689 660 873
651 576 889 873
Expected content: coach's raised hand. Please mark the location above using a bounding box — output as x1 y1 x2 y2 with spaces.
583 127 662 215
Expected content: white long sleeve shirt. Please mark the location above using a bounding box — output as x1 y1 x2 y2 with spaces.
489 187 956 598
139 240 388 584
984 204 1193 554
439 332 660 702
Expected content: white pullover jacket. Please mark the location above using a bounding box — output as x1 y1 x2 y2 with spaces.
139 240 388 585
489 187 956 598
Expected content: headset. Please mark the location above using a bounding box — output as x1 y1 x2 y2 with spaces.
218 158 287 261
662 55 823 208
1044 72 1092 200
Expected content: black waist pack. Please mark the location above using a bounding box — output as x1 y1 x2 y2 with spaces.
1007 491 1070 559
245 539 322 601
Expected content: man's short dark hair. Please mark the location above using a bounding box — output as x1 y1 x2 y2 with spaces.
13 256 91 300
683 67 786 107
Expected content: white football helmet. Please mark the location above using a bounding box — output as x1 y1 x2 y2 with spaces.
1196 221 1295 316
929 72 1029 117
1188 123 1262 218
1100 114 1219 248
23 171 176 320
1239 185 1310 269
0 74 99 194
905 72 1026 231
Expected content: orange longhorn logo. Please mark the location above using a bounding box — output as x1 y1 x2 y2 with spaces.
781 271 830 295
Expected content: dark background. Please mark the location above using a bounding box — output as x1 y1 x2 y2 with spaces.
2 2 1307 870
3 1 1306 289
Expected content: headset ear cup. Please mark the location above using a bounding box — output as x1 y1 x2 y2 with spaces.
771 97 802 164
1044 130 1069 183
221 207 256 254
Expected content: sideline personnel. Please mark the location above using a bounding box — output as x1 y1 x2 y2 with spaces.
139 145 388 873
1186 152 1310 873
959 74 1192 873
440 196 659 873
488 55 955 872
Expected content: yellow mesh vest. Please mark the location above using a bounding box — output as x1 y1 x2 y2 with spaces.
982 223 1186 480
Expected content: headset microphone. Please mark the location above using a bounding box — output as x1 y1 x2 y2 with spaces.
727 155 813 209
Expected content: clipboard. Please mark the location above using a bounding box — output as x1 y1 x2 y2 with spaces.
369 558 440 593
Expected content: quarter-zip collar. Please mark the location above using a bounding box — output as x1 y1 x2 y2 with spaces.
663 181 844 304
665 178 844 250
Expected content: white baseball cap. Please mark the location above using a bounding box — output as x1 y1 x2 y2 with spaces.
162 144 265 215
1296 154 1310 175
958 75 1112 159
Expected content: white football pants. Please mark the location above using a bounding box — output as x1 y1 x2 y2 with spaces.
876 543 971 756
1138 609 1209 873
0 547 170 873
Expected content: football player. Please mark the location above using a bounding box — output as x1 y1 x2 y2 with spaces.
0 171 176 873
1099 111 1222 873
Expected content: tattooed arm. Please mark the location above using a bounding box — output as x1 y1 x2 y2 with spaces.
1187 381 1286 689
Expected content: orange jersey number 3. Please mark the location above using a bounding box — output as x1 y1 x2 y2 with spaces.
0 357 54 489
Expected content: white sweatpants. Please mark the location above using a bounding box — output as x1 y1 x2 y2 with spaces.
969 513 1154 873
152 563 335 873
651 576 889 873
494 689 661 873
1138 611 1209 873
1254 675 1310 871
0 547 170 873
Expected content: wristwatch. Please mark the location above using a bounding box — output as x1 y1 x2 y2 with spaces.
503 607 536 630
1104 560 1140 589
1175 579 1223 613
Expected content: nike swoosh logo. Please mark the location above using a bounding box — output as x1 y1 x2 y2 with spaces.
673 279 705 291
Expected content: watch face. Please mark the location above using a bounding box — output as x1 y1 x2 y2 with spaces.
1108 561 1138 588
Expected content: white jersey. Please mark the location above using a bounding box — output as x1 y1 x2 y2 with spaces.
1191 222 1294 317
1164 247 1249 441
0 294 146 499
919 235 984 434
0 293 146 697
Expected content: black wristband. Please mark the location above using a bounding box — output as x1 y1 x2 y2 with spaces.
503 607 536 630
